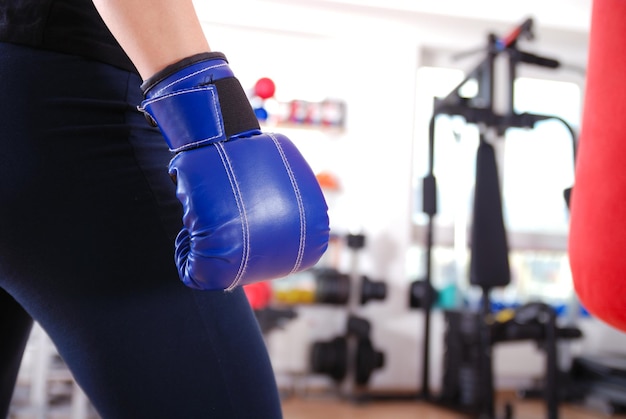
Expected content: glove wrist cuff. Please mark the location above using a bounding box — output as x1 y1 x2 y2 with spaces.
139 52 261 152
141 52 226 95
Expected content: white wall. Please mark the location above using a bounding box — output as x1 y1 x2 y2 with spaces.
194 0 626 394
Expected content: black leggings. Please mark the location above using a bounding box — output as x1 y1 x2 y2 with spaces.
0 42 282 419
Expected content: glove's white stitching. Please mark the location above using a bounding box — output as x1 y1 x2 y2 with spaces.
269 134 306 274
215 142 250 291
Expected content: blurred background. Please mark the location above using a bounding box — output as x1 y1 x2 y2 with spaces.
15 1 626 418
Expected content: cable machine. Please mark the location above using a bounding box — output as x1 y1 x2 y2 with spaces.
413 17 579 419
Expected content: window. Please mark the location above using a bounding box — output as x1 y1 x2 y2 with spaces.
503 77 579 235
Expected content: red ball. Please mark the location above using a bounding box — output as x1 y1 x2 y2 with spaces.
254 77 276 99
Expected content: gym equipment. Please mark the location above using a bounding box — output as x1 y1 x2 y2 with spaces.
251 77 276 123
310 315 385 391
409 279 439 310
439 304 583 419
309 233 388 396
569 0 626 332
271 268 351 306
253 307 298 334
243 282 298 333
271 267 387 307
254 77 276 100
339 233 388 308
415 17 580 419
569 354 626 415
139 52 330 290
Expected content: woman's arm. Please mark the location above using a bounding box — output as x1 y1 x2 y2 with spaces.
92 0 211 79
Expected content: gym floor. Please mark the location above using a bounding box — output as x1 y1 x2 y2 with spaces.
10 325 626 419
10 388 626 418
281 393 626 419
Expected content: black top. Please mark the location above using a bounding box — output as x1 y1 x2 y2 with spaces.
0 0 137 73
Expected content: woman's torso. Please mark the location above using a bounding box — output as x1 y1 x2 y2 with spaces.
0 0 135 72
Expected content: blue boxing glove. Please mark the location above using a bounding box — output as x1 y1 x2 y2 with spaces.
138 52 330 291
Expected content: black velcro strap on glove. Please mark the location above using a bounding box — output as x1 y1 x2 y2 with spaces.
213 76 261 139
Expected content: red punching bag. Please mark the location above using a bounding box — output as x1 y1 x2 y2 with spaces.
569 0 626 331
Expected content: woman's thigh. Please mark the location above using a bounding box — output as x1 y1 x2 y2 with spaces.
0 43 282 419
